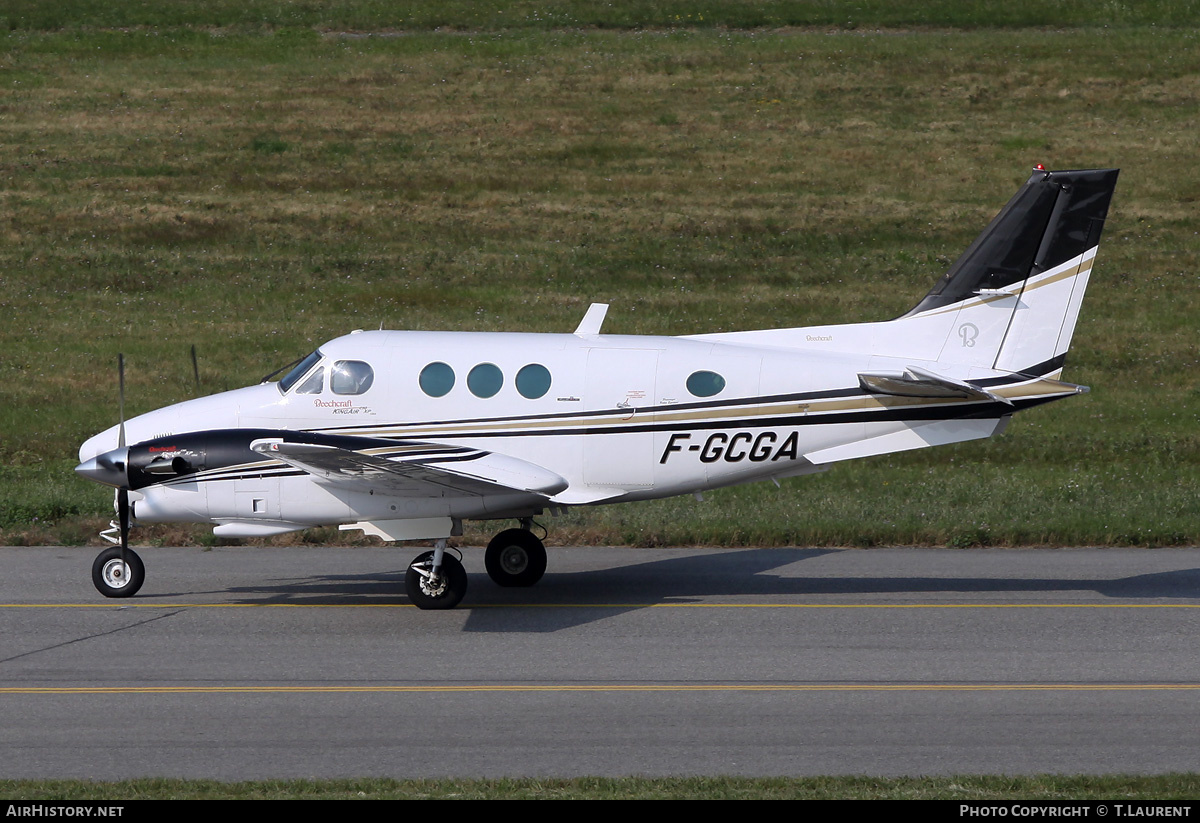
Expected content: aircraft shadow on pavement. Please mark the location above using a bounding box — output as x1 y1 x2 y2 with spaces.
459 553 1200 632
178 548 837 610
154 548 1200 633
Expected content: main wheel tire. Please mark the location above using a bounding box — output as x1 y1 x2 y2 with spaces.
91 547 145 598
485 528 547 587
405 550 468 610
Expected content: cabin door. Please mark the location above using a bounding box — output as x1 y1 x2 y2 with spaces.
583 348 659 488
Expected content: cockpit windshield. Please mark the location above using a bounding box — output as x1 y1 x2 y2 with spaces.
278 350 323 393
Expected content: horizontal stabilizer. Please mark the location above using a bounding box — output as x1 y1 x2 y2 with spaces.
859 366 1012 406
993 375 1090 401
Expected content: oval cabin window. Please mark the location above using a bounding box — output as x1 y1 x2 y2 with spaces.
419 362 455 397
686 370 726 398
515 364 552 399
467 363 504 398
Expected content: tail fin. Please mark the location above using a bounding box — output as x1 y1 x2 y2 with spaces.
905 167 1119 377
684 167 1118 370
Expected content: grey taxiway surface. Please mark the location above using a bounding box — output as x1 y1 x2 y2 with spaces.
3 544 1199 779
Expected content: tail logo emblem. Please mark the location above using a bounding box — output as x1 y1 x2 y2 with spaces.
959 323 979 347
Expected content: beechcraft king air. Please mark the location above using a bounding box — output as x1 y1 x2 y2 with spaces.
76 167 1119 609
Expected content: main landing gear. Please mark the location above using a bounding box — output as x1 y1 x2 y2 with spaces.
404 520 548 610
405 541 468 610
485 526 547 588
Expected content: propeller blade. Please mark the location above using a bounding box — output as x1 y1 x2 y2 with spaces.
117 353 126 450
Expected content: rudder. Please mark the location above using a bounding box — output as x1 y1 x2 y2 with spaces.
902 168 1119 377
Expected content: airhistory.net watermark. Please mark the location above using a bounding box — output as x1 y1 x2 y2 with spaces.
6 808 124 818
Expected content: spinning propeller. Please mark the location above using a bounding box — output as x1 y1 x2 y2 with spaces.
76 354 145 597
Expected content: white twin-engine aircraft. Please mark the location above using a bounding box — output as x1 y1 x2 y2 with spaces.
77 167 1119 609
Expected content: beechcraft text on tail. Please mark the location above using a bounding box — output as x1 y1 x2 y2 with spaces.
76 167 1119 609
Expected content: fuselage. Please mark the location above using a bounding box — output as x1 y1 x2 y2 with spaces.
79 326 1073 533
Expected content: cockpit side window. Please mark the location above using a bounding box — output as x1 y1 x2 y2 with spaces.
331 361 374 395
279 350 323 393
296 367 325 395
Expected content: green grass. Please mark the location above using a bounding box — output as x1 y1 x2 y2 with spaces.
1 5 1198 548
3 0 1200 32
2 775 1200 799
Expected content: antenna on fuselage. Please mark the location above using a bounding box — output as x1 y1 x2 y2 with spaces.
574 303 609 336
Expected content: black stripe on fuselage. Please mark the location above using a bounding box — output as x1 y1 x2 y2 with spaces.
973 354 1068 387
145 382 1068 489
386 396 1053 441
313 364 1061 439
314 386 867 433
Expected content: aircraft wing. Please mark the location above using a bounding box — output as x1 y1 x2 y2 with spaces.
249 438 568 498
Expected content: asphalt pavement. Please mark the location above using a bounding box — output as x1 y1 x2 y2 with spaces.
3 544 1199 778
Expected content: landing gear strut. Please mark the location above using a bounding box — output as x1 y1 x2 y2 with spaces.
485 525 547 588
406 540 467 610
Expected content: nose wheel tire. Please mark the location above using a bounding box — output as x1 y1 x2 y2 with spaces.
405 551 468 610
485 529 547 587
92 547 145 598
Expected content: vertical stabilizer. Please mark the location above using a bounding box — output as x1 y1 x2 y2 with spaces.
682 168 1118 369
902 168 1118 376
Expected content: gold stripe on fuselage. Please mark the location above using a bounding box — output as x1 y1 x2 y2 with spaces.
322 374 1075 442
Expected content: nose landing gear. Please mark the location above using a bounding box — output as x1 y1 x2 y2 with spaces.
92 546 145 598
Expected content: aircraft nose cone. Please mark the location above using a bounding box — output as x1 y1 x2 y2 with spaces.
75 448 129 488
